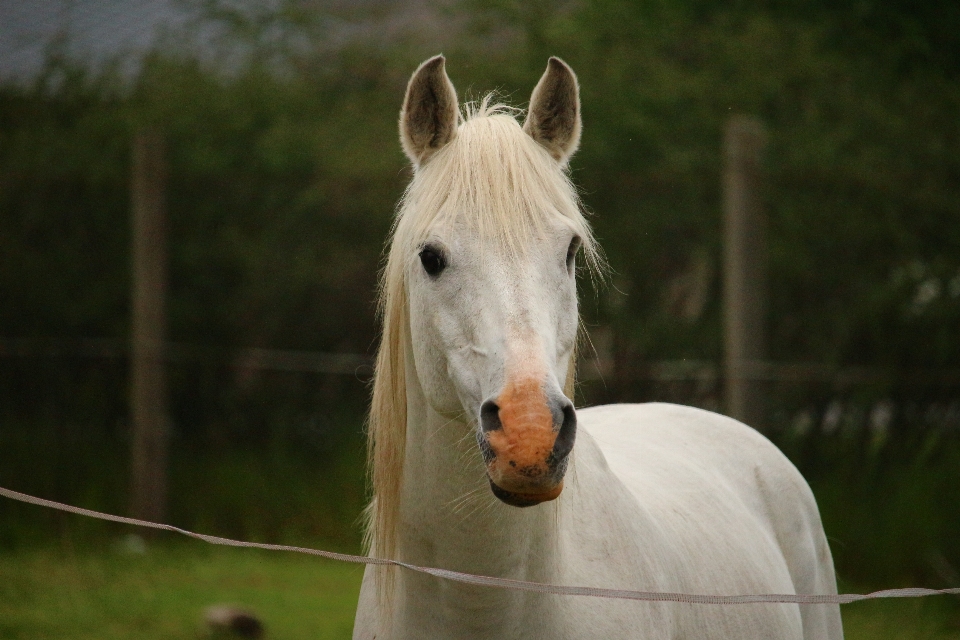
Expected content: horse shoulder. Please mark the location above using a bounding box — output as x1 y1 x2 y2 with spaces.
573 402 840 638
577 402 820 527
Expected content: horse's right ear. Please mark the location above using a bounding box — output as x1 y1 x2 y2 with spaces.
400 55 459 167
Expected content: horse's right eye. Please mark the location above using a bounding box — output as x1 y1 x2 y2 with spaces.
419 246 446 276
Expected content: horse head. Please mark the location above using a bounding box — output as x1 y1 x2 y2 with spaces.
391 56 593 508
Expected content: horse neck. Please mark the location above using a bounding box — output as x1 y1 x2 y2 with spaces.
396 344 563 581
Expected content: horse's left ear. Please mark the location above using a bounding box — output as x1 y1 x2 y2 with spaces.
524 57 581 164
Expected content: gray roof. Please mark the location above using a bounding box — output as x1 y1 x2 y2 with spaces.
0 0 197 82
0 0 468 84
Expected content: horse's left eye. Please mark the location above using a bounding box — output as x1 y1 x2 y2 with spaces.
565 236 582 273
419 246 446 276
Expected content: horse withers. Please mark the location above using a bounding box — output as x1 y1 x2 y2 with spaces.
353 55 843 640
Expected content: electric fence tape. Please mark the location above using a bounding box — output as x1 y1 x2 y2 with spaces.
3 485 957 605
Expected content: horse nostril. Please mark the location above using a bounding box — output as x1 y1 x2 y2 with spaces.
551 400 577 462
477 431 496 464
480 399 502 433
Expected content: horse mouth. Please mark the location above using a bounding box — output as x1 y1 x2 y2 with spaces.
488 479 563 507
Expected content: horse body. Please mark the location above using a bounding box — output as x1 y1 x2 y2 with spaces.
353 55 843 639
356 396 839 638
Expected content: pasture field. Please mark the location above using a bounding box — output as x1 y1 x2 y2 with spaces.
1 542 958 639
0 543 361 640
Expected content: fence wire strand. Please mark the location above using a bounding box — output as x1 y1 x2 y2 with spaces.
3 485 959 605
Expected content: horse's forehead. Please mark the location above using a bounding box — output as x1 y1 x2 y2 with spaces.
433 215 565 258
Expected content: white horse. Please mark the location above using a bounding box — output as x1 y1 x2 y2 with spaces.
354 55 843 639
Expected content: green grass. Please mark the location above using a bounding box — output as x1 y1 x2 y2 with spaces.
0 541 363 639
1 542 959 639
842 596 960 639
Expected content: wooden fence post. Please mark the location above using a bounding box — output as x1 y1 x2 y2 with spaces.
129 130 170 522
722 116 768 429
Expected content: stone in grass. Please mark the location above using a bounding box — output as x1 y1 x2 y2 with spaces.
204 605 265 639
113 533 147 555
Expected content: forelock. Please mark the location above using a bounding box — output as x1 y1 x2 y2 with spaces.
392 98 598 269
